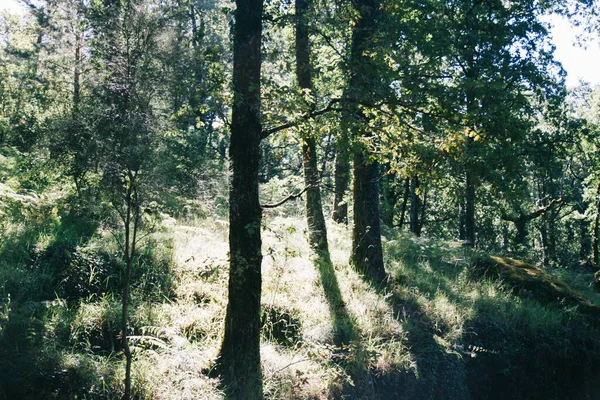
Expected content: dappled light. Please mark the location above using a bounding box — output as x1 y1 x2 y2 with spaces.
3 0 600 398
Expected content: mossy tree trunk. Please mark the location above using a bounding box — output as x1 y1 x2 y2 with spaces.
332 140 350 224
296 0 330 256
218 1 264 398
352 150 385 282
348 0 386 284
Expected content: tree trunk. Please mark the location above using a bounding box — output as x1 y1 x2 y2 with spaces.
189 4 210 154
419 185 427 234
409 175 421 236
580 211 591 261
332 143 350 224
398 177 409 229
296 0 329 256
458 199 466 241
501 223 509 250
352 151 386 283
73 27 82 116
547 210 557 264
218 1 264 398
348 0 385 284
514 218 527 248
465 169 476 246
594 184 600 265
121 171 139 400
540 217 550 267
380 167 398 228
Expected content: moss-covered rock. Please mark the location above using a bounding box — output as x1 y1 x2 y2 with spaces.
471 256 600 322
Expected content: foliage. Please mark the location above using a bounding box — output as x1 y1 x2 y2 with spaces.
2 0 600 397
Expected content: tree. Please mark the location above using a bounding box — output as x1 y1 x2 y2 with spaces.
85 0 166 396
217 0 264 398
347 0 386 283
296 0 330 257
429 0 565 247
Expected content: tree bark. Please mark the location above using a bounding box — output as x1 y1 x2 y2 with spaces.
594 185 600 265
398 177 410 229
296 0 329 256
121 171 139 400
332 142 350 224
464 168 476 246
409 175 421 236
420 185 427 234
348 0 385 284
218 1 264 398
73 26 82 116
501 198 563 250
458 198 466 241
380 167 399 228
540 217 550 267
352 151 386 283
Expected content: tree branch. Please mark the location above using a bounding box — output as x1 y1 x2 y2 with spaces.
261 99 342 139
261 185 312 209
501 197 564 223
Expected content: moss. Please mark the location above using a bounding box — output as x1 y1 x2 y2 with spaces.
471 256 600 322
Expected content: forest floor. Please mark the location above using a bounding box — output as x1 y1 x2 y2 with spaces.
2 173 600 399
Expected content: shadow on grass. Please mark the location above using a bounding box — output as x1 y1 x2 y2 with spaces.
0 205 104 398
369 238 600 399
313 250 375 399
377 287 469 399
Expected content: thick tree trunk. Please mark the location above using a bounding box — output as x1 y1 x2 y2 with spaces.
465 169 476 246
296 0 329 256
303 137 329 253
351 151 385 283
348 0 385 284
514 218 527 247
332 143 350 224
218 1 263 398
409 175 421 236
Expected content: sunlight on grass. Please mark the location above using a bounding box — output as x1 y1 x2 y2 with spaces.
3 186 600 399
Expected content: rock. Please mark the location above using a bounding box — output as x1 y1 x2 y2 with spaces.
471 256 600 322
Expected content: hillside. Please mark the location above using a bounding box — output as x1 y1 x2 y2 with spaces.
2 178 600 399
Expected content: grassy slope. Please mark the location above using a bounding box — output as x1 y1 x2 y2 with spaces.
2 166 600 398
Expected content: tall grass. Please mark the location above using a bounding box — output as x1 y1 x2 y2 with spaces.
2 164 600 398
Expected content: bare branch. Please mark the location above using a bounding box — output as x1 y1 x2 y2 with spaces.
261 99 342 139
501 197 564 223
261 185 313 209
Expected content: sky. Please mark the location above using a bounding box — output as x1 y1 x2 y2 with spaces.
1 0 599 87
547 14 600 87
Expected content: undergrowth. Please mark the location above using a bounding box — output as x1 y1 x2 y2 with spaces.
2 156 600 399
